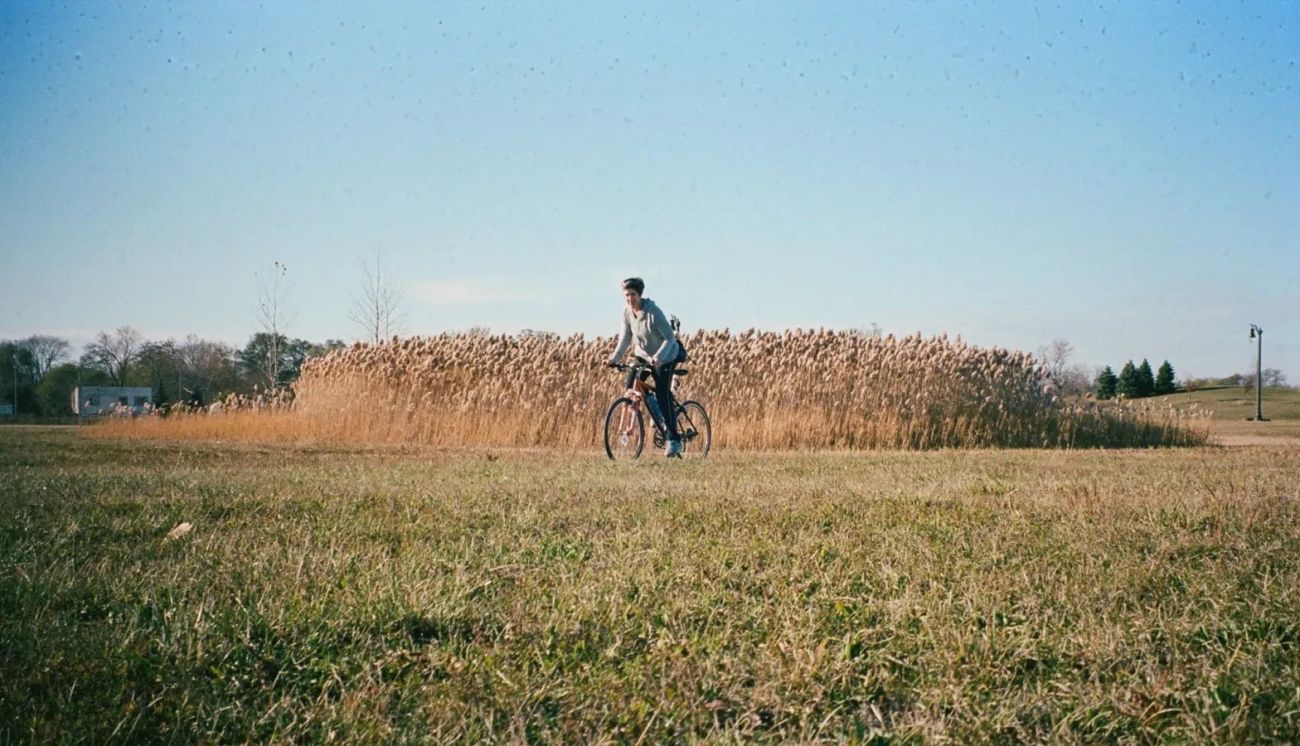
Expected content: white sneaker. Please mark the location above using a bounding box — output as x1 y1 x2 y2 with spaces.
665 439 683 457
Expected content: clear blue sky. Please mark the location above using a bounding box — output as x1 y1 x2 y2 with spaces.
1 1 1296 379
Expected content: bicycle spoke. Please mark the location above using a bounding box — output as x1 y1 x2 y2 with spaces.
673 401 711 458
604 397 645 460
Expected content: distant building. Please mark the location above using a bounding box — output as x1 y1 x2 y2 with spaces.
73 386 153 416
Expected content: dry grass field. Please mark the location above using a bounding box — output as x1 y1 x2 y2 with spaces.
3 427 1298 742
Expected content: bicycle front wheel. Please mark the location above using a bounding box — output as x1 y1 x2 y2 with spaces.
604 397 645 460
675 400 711 458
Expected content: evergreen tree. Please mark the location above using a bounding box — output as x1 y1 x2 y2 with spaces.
153 380 171 408
1136 359 1156 397
1116 360 1140 398
1154 361 1176 395
35 363 82 416
240 334 336 388
1094 366 1118 400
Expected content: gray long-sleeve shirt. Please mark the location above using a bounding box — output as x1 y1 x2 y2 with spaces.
609 297 679 364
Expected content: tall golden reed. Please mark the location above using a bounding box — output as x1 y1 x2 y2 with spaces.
92 330 1203 449
270 329 1199 449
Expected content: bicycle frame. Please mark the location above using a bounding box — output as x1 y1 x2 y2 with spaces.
618 374 661 439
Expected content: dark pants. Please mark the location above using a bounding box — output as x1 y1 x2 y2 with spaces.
651 361 679 441
623 361 679 440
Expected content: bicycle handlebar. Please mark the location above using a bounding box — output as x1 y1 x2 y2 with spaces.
608 360 656 371
607 360 688 377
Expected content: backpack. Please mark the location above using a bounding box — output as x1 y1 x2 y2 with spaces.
670 315 689 363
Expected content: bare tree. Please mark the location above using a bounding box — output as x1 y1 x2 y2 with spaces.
23 335 71 381
1245 368 1289 391
1036 338 1092 396
1040 338 1074 381
347 251 405 345
179 335 241 404
854 323 883 339
1056 364 1094 397
519 329 559 341
255 261 292 389
81 326 142 385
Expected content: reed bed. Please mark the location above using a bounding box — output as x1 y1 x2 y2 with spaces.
95 330 1206 449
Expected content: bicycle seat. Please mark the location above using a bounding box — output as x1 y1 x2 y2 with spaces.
673 369 688 376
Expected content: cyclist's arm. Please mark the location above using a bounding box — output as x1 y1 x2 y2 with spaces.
608 312 633 364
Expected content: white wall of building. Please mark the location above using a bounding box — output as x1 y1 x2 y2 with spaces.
73 386 153 416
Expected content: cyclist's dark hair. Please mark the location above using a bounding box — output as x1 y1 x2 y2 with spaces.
621 277 644 294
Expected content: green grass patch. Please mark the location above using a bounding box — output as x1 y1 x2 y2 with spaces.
1153 386 1300 420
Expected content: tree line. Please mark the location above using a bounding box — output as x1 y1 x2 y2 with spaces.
0 328 345 417
1092 359 1176 400
1 255 412 417
1183 369 1288 391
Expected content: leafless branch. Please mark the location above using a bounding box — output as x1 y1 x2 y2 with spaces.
347 250 406 345
255 261 291 388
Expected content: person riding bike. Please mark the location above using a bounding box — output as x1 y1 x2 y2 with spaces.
607 277 684 457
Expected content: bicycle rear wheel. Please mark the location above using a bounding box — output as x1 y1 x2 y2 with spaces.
674 400 711 458
603 397 645 460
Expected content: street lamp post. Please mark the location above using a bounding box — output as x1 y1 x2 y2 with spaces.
1248 324 1267 422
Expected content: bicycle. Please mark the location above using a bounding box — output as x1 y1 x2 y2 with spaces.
603 360 711 460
